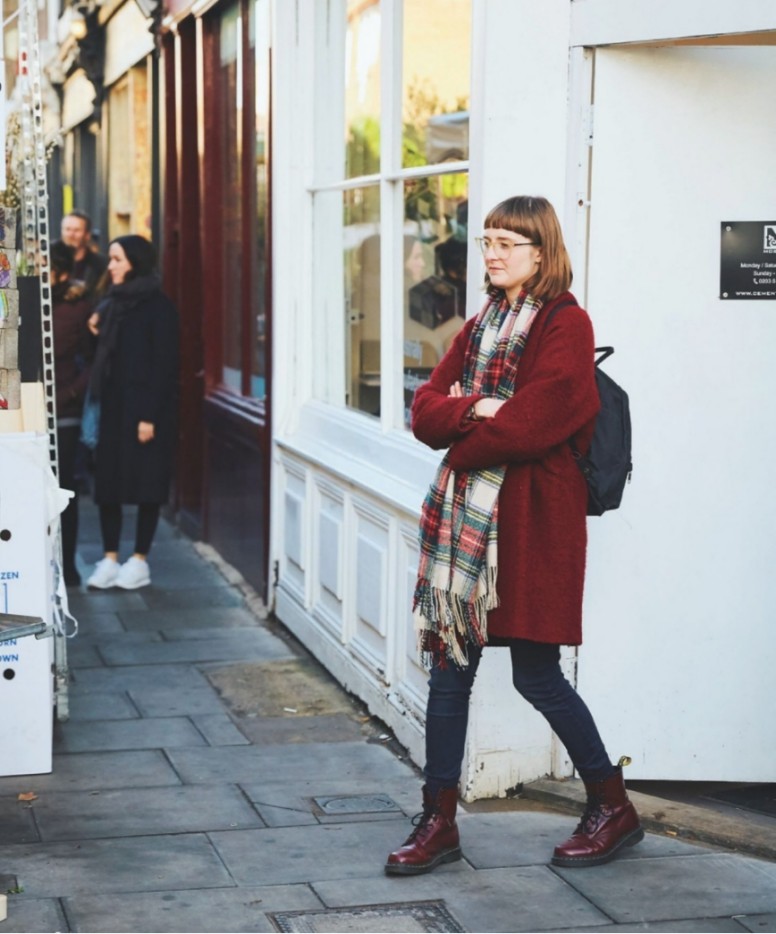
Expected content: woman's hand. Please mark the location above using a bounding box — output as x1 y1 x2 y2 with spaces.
474 398 505 419
448 381 504 419
88 312 100 336
138 421 155 444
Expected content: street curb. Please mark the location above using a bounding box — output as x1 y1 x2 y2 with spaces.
522 777 776 862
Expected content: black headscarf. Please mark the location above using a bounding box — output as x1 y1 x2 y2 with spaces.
112 235 158 279
88 236 161 399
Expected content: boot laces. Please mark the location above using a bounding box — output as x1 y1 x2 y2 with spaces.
575 795 611 835
406 807 434 841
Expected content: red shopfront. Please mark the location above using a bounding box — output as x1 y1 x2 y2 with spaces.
161 0 272 598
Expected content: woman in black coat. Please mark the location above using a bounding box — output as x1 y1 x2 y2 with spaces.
86 235 179 590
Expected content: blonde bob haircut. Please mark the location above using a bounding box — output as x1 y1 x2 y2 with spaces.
483 195 572 302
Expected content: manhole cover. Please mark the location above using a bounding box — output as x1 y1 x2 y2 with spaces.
313 793 401 815
269 900 464 933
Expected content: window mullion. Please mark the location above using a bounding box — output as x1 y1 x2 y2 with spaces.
379 0 403 431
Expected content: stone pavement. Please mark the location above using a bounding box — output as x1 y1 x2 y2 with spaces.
1 502 775 933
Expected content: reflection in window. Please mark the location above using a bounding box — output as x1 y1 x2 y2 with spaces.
220 2 243 393
343 186 381 416
402 0 470 168
251 0 270 399
345 0 381 179
403 174 468 427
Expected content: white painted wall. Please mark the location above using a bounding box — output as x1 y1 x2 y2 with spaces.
579 45 776 780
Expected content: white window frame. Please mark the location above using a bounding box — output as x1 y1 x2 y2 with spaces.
309 0 471 432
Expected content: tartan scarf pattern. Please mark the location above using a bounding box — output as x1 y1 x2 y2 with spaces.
413 291 543 668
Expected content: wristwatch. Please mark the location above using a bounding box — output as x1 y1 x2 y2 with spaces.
466 403 480 421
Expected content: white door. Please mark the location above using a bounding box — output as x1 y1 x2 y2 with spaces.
578 44 776 780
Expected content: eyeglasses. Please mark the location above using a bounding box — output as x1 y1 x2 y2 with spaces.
474 236 538 259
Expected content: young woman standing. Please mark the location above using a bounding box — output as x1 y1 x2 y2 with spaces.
385 195 642 875
86 235 179 590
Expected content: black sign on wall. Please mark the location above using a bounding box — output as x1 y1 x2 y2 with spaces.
720 221 776 300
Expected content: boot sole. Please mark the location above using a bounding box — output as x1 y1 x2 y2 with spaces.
384 847 462 876
550 826 645 868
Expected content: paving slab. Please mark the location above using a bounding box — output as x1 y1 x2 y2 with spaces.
160 625 269 641
7 834 234 898
457 810 713 870
140 586 246 610
0 750 181 794
128 684 228 718
552 853 776 924
135 559 232 591
313 865 610 933
31 783 264 841
205 658 364 718
0 795 40 843
53 716 207 753
68 694 139 720
65 611 124 635
118 606 263 632
190 713 250 746
239 778 425 828
736 914 776 933
63 642 104 667
233 713 367 746
0 897 68 934
166 741 415 785
98 629 295 666
63 883 324 933
72 630 163 646
553 919 751 932
69 663 213 693
67 591 148 615
210 820 440 886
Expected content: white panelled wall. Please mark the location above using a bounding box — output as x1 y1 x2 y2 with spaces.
270 0 776 798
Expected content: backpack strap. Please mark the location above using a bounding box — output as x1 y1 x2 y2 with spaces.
541 296 577 333
541 299 612 361
539 299 613 465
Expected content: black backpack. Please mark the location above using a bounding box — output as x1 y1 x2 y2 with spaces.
544 303 632 516
572 346 632 516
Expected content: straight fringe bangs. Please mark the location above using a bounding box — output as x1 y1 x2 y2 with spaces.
483 195 572 301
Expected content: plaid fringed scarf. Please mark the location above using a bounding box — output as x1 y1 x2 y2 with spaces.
413 291 543 668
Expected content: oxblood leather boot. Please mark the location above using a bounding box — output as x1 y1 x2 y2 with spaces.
384 785 462 875
551 765 644 867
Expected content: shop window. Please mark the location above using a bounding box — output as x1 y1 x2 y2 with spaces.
402 173 468 427
251 0 271 399
344 186 381 414
211 0 270 400
218 3 244 394
314 0 471 426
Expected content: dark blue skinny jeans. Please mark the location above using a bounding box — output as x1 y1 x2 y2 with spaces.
425 640 614 795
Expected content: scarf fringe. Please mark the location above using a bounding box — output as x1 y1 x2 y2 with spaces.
413 567 499 669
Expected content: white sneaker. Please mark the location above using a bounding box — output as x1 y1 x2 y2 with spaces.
116 556 151 590
87 557 120 590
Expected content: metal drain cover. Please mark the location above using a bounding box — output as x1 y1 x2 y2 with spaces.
269 899 464 933
312 793 401 815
